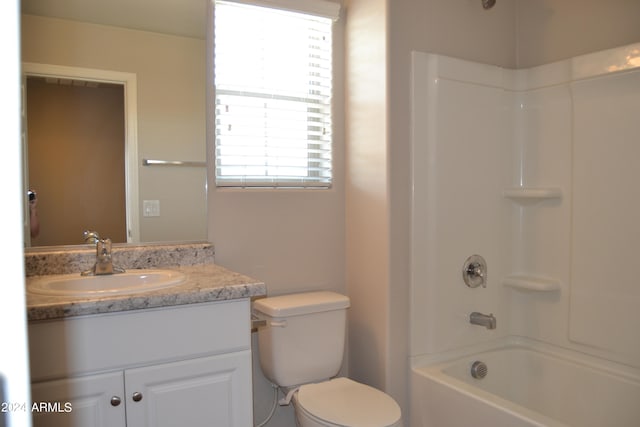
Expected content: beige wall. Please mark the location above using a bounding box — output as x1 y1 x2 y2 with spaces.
21 14 207 243
393 0 518 68
341 0 516 419
209 11 347 304
387 1 517 414
208 6 347 426
344 0 518 418
344 0 390 393
346 0 640 422
516 0 640 68
19 1 640 425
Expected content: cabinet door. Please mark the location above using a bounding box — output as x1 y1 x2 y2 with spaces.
125 350 252 427
31 371 125 427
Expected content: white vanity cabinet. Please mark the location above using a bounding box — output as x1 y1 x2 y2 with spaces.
28 299 253 427
31 371 125 427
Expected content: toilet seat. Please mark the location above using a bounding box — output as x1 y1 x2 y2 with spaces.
295 377 402 427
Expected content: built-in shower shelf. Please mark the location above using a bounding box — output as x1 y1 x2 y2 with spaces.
503 187 562 204
502 275 561 292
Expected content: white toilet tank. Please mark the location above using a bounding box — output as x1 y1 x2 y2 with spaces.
253 291 350 387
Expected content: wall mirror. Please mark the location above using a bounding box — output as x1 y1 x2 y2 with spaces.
21 0 208 247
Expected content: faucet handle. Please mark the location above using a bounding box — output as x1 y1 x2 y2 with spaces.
83 230 101 245
463 255 487 288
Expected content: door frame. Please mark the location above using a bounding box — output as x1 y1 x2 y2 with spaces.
22 62 140 243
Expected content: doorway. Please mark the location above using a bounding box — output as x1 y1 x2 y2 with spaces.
22 63 139 246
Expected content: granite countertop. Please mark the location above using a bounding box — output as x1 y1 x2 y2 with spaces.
25 242 266 321
26 264 266 321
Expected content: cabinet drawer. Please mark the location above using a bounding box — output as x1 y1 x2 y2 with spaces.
29 299 250 381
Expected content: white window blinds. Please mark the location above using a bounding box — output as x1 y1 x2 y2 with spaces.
214 0 336 188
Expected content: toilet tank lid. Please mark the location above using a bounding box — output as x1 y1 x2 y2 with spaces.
253 291 350 317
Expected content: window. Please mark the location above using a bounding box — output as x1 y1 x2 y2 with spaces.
214 0 339 188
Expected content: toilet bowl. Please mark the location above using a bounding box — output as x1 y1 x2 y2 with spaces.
252 291 403 427
293 378 402 427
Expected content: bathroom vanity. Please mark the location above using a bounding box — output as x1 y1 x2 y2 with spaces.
25 243 266 427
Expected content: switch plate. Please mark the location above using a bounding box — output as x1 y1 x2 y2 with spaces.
143 200 160 217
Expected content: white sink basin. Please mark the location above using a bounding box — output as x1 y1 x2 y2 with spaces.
27 269 186 297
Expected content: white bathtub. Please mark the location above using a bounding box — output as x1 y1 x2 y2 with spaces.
410 338 640 427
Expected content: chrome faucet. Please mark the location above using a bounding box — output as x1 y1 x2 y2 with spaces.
470 312 496 330
82 231 125 276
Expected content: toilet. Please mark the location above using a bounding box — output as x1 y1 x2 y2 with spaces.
253 291 403 427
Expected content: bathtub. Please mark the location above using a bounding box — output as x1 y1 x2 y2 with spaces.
410 338 640 427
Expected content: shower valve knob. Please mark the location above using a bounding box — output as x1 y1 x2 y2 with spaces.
466 263 483 278
463 255 487 288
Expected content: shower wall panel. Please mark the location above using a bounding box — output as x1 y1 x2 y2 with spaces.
410 53 513 357
569 68 640 366
411 43 640 367
506 82 573 351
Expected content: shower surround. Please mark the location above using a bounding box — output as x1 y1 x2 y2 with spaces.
409 43 640 425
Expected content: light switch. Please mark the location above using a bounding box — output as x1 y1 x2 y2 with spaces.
143 200 160 217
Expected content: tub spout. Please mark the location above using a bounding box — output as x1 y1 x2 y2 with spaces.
470 312 496 330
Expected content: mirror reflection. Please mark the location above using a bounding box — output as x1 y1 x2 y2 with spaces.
21 0 208 247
